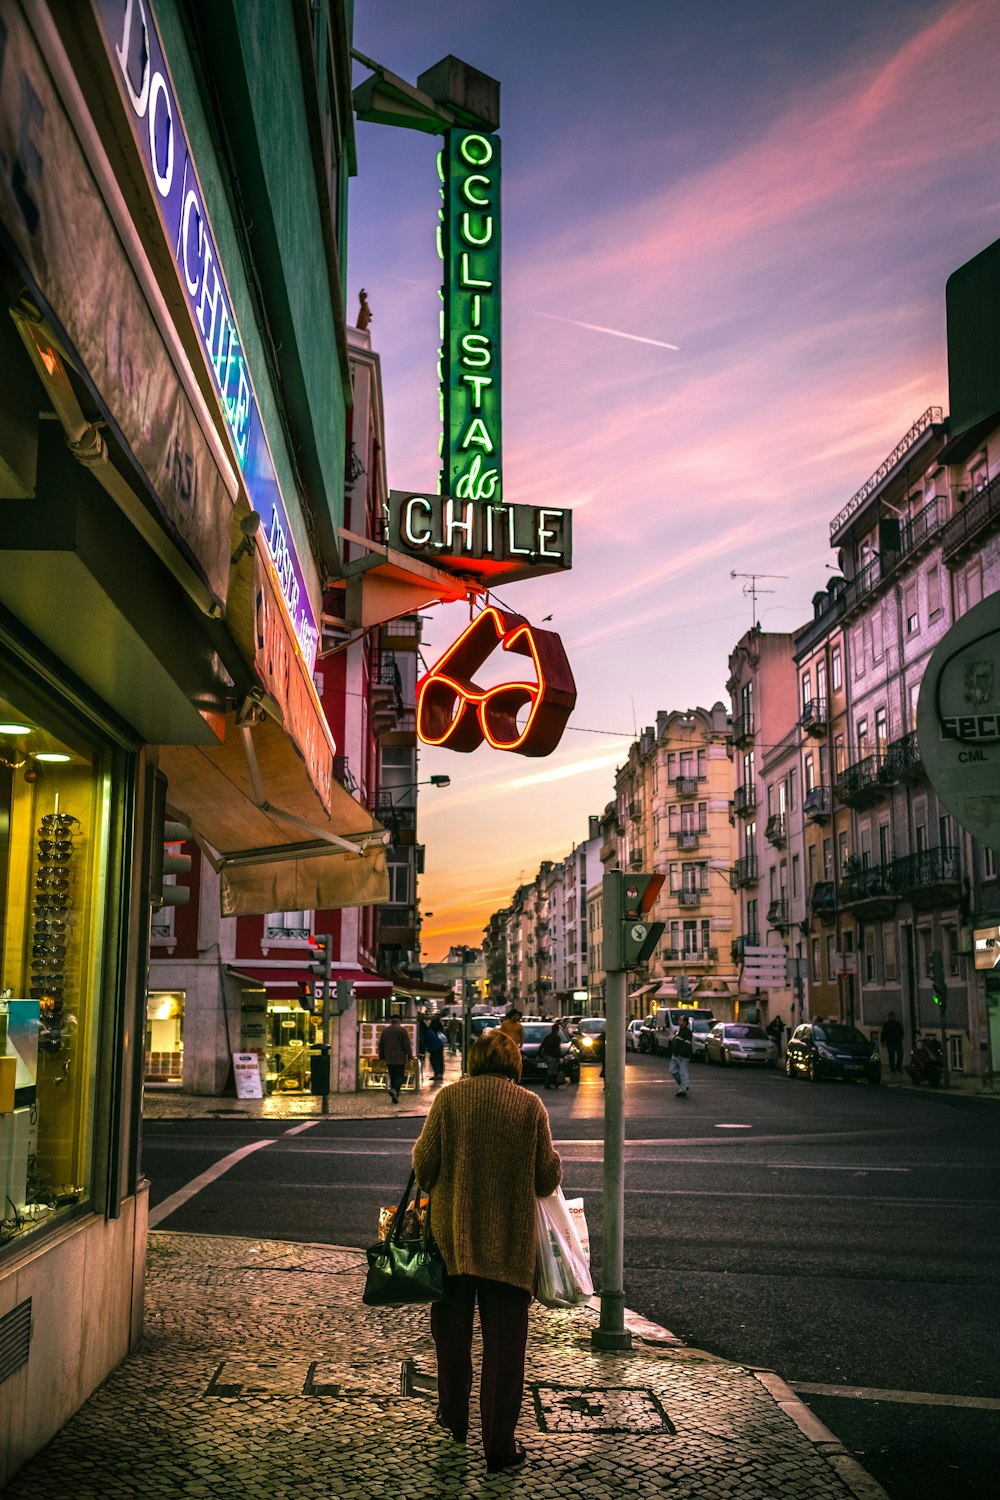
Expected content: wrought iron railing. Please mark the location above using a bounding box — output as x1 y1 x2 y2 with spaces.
800 697 828 734
765 813 786 845
891 845 960 892
942 469 1000 560
803 785 832 819
733 856 758 887
732 713 754 745
733 782 757 814
767 899 791 928
674 776 699 796
833 754 883 803
829 407 944 538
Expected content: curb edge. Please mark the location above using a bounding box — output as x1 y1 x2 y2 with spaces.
752 1369 892 1500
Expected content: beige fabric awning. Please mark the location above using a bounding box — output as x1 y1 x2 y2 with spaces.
158 712 389 917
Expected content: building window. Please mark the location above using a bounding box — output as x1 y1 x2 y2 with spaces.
852 626 864 678
804 752 815 793
966 558 983 608
825 934 835 981
838 830 849 876
949 1035 964 1073
883 924 897 981
834 733 845 776
832 645 842 692
872 608 884 661
984 846 997 881
807 844 816 884
802 671 812 710
857 717 868 757
823 838 832 879
927 564 942 618
875 706 888 760
817 659 827 702
792 854 800 897
904 581 919 635
811 938 821 982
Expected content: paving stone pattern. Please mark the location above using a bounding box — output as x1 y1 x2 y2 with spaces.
7 1232 873 1498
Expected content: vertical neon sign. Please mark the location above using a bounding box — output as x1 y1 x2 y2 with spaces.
439 130 502 503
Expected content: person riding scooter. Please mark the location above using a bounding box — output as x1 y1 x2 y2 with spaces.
905 1033 944 1087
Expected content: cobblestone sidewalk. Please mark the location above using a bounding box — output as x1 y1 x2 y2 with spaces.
7 1233 888 1499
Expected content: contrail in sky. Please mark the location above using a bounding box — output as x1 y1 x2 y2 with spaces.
534 311 681 350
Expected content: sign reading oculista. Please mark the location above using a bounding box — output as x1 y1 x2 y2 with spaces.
440 130 501 504
96 0 319 671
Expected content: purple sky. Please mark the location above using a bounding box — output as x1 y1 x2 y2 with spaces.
347 0 1000 956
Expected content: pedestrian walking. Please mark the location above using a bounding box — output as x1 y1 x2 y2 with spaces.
426 1014 447 1083
538 1019 563 1089
668 1017 694 1097
766 1013 785 1056
500 1008 524 1049
446 1016 461 1055
378 1016 412 1103
418 1013 430 1067
881 1010 905 1074
413 1028 561 1474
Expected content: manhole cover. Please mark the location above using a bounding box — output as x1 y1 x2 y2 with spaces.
530 1383 675 1434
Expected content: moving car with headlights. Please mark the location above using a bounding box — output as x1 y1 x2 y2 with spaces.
571 1016 607 1064
637 1007 715 1056
704 1022 777 1067
785 1022 881 1084
519 1022 580 1084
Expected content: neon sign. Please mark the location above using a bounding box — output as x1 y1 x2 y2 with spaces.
439 131 501 503
417 607 576 758
388 491 571 583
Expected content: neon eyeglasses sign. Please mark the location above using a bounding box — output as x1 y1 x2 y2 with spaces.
439 131 501 503
417 607 576 757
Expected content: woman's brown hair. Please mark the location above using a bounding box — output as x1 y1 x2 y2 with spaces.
468 1027 522 1082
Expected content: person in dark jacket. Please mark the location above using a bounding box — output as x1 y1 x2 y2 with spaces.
668 1018 694 1097
426 1015 447 1082
766 1014 786 1055
881 1011 905 1073
537 1020 564 1089
378 1017 413 1103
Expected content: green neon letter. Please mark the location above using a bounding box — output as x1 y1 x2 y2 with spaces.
461 212 493 246
460 333 491 367
459 133 493 166
459 253 492 289
461 373 493 408
461 417 495 453
461 174 491 206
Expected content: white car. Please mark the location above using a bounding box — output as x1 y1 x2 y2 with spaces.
625 1018 645 1051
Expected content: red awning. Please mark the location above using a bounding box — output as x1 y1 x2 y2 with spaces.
226 964 392 999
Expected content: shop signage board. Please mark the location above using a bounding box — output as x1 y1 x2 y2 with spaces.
741 946 788 987
973 923 1000 970
95 0 320 670
232 1051 263 1098
916 590 1000 850
388 491 571 584
440 130 501 503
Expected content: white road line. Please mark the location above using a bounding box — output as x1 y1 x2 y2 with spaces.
791 1381 1000 1411
148 1139 277 1227
283 1120 321 1137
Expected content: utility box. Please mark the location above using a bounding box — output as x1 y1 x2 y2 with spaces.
417 56 500 130
310 1046 330 1096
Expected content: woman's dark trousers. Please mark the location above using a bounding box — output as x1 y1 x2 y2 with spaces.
431 1274 531 1465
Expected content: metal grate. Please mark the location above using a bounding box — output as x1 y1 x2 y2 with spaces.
0 1298 31 1385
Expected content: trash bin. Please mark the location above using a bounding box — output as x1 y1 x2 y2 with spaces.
310 1045 330 1095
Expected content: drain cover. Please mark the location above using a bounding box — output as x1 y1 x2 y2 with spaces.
530 1383 675 1433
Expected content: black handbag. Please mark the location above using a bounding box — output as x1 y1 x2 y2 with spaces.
362 1169 449 1307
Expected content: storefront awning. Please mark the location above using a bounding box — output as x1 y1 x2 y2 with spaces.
227 965 392 999
629 982 658 1000
159 712 389 917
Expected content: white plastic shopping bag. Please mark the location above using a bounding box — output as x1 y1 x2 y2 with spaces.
534 1187 594 1308
565 1197 590 1260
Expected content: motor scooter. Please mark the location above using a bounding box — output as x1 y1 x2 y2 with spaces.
905 1034 943 1087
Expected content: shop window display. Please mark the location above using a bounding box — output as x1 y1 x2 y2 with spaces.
0 675 112 1248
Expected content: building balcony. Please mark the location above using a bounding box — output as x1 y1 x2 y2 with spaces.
942 469 1000 564
803 785 832 822
628 800 641 820
808 880 837 924
332 756 359 795
628 849 644 869
731 931 761 964
676 828 702 850
765 812 786 846
800 698 828 736
732 855 759 889
891 845 961 908
675 887 705 909
674 775 700 797
767 899 791 930
880 731 924 785
664 946 718 964
731 713 754 747
600 837 617 863
840 862 895 915
378 903 417 946
733 782 757 816
374 798 417 845
833 754 886 808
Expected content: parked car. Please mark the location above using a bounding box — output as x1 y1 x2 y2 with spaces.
625 1018 645 1051
557 1015 581 1037
785 1022 882 1084
688 1015 714 1062
469 1015 500 1039
637 1007 715 1056
572 1016 607 1063
519 1022 580 1084
704 1023 777 1067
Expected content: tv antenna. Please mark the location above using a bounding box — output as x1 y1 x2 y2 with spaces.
730 570 787 627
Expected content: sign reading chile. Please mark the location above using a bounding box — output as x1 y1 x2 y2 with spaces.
96 0 319 671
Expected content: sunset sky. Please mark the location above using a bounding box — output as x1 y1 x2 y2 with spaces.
348 0 1000 958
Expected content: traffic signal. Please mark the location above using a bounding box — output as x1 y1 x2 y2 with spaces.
298 980 316 1013
332 979 353 1015
928 948 947 1007
603 871 666 970
308 933 333 995
150 770 192 910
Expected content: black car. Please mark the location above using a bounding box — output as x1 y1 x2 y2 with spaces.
571 1016 607 1064
519 1022 580 1084
785 1022 882 1084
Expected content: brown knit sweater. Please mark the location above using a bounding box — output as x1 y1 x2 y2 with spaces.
412 1074 562 1293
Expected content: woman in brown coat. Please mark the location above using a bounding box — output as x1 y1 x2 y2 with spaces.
413 1027 561 1474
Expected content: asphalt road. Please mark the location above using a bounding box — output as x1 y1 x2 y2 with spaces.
141 1052 1000 1499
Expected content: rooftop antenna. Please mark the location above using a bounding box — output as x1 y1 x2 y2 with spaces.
730 570 787 629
